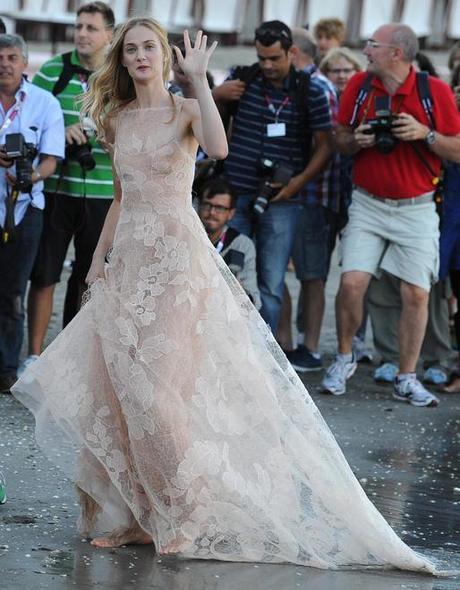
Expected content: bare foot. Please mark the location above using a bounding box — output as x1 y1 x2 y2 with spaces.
159 536 189 555
90 526 153 548
443 375 460 394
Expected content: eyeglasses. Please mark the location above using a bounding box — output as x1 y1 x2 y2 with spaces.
328 67 355 75
200 202 232 214
364 39 398 49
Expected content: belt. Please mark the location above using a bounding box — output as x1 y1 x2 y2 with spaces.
355 187 434 207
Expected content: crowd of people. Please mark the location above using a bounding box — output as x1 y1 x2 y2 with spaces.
1 2 460 415
1 4 459 571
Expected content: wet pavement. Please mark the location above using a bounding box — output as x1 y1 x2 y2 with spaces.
1 262 460 589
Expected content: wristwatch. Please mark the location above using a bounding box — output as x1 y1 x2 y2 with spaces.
425 129 436 146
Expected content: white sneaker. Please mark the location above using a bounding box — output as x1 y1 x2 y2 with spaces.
352 336 373 363
321 355 357 396
18 354 39 377
393 377 439 407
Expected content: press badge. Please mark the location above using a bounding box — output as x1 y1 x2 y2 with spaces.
266 122 286 137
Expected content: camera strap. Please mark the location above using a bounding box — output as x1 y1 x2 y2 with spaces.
52 52 91 97
350 72 435 128
2 186 20 243
214 228 228 253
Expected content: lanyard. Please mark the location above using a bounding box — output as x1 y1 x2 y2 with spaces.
78 73 89 93
0 90 25 138
264 94 290 123
215 229 227 254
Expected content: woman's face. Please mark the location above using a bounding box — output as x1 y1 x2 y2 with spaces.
325 56 357 93
122 25 164 83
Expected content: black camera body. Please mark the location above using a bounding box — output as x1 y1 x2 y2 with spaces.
5 133 38 193
66 134 96 172
253 158 294 215
361 96 399 154
223 249 245 275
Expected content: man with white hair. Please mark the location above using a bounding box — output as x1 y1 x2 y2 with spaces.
0 34 64 393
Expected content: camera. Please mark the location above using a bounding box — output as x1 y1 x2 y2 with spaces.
253 158 294 215
4 133 38 193
223 249 245 275
66 133 96 171
361 96 398 154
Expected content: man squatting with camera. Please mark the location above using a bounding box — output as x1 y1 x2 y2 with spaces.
0 34 64 393
213 20 333 334
198 178 261 309
22 2 114 372
321 23 460 407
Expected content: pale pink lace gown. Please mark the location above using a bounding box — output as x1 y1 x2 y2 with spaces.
13 98 435 572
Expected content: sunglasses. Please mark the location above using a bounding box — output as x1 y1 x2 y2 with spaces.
255 27 291 43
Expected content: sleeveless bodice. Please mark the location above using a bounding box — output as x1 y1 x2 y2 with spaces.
114 102 196 213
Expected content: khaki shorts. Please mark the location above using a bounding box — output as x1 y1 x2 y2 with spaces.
340 189 439 292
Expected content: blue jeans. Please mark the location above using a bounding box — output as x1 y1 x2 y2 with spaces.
0 206 43 378
229 195 301 332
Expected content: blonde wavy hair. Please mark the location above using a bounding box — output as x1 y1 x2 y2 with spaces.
81 16 173 138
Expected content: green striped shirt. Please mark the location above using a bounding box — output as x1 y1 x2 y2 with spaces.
33 50 113 200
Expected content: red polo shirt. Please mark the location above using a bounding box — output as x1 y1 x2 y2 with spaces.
338 68 460 198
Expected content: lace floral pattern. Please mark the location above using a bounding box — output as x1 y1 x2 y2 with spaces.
12 98 436 573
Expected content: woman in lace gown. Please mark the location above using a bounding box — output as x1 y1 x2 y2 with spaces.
12 18 437 572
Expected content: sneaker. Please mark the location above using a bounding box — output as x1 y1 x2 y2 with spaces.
423 366 448 386
287 345 322 372
0 472 6 504
17 354 39 377
352 336 374 363
374 362 398 383
393 377 439 407
321 355 357 396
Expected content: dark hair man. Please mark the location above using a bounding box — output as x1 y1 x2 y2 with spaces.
287 27 340 371
22 2 114 373
198 178 261 309
214 20 333 334
321 24 460 407
0 34 64 393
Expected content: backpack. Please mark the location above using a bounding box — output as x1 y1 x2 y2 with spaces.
225 63 312 164
349 71 435 129
52 51 91 97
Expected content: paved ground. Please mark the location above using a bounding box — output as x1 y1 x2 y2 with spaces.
1 255 460 589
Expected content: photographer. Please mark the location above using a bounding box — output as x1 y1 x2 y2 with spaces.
198 178 261 310
214 20 333 333
0 34 64 393
23 2 114 372
321 24 460 407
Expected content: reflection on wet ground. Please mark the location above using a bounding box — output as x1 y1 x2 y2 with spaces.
1 364 460 589
3 542 460 590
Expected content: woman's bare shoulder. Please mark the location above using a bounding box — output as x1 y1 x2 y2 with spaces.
102 102 136 143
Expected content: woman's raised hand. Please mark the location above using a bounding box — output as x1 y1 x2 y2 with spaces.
173 30 217 79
